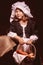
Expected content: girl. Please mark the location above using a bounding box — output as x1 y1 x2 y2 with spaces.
7 1 40 65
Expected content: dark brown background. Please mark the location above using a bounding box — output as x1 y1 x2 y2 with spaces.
0 0 43 64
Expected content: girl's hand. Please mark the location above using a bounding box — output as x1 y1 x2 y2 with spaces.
19 37 25 44
27 53 35 59
26 39 33 44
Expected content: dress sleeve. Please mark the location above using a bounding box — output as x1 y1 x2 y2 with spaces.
30 20 38 41
7 22 17 37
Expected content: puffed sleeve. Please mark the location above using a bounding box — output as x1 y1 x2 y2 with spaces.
7 22 17 37
29 20 38 41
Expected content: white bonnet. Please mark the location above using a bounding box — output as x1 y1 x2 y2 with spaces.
10 1 33 22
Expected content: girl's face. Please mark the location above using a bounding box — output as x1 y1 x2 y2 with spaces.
15 8 25 20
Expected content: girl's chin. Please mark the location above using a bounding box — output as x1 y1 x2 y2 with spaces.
17 17 22 19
